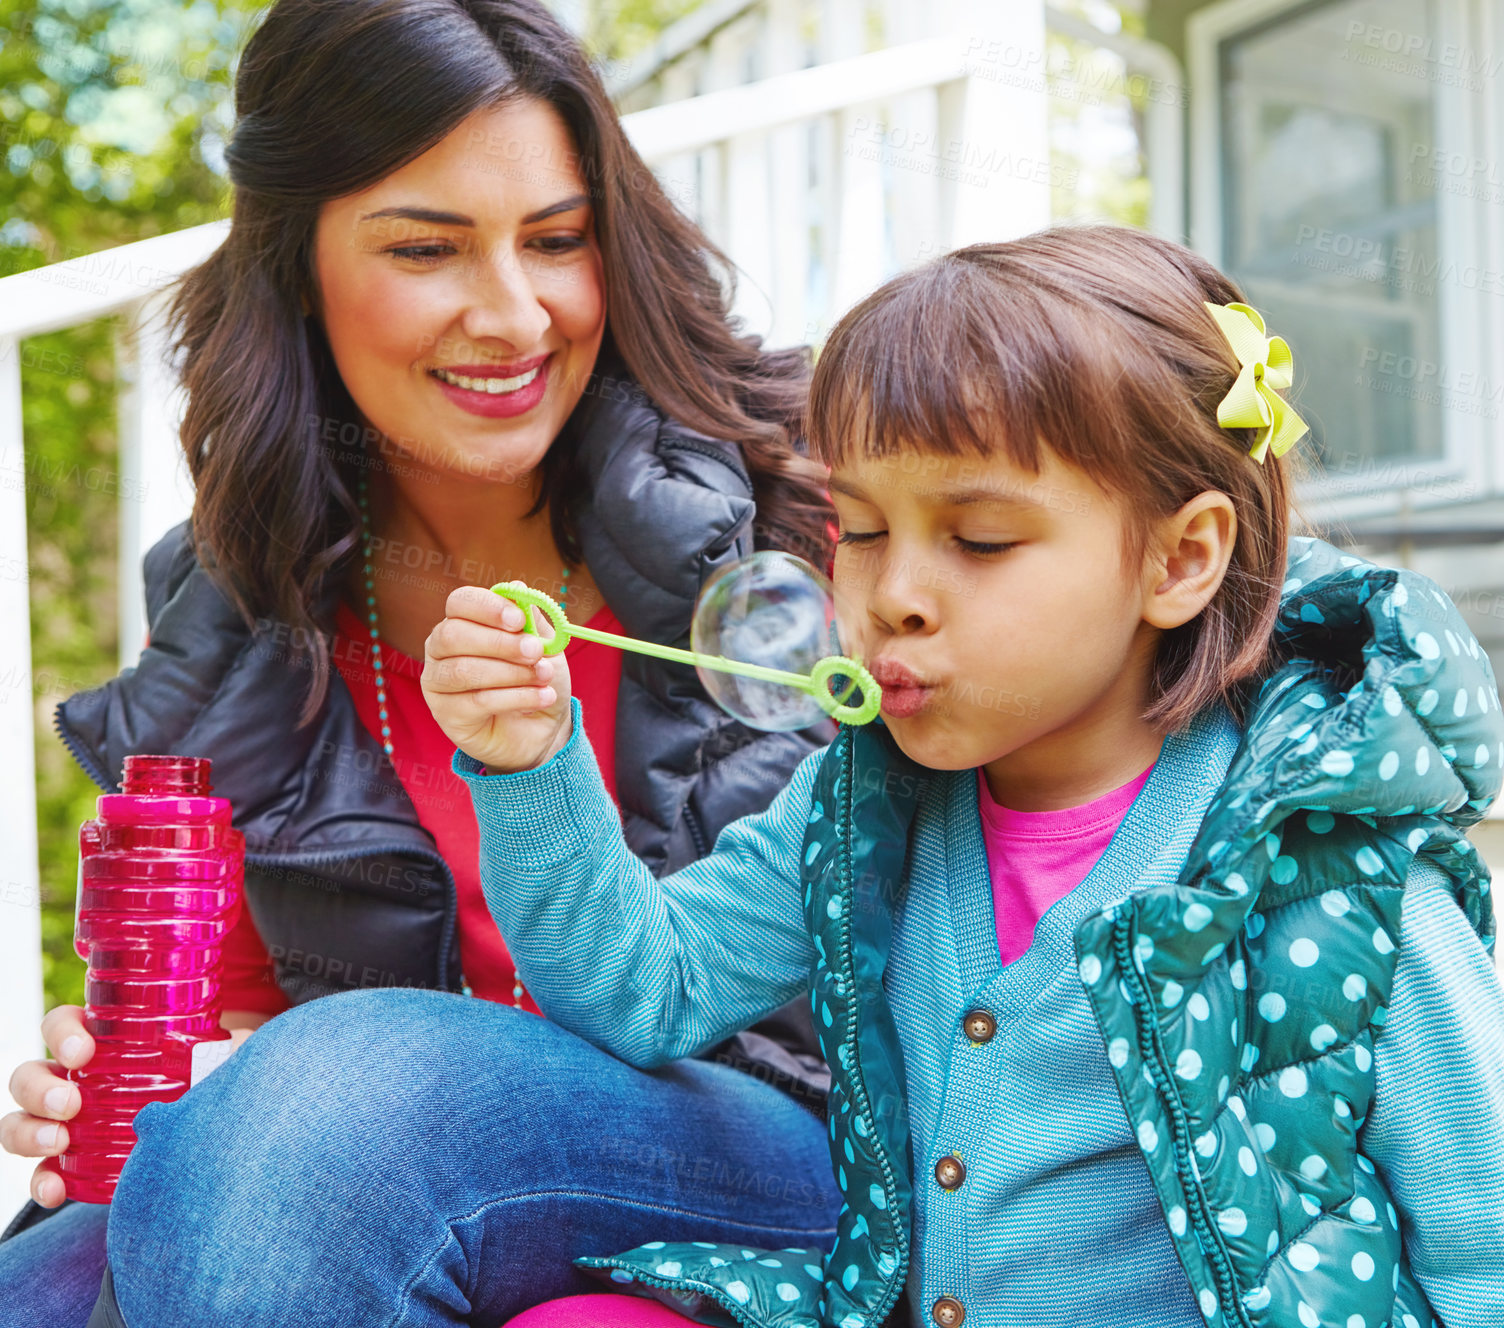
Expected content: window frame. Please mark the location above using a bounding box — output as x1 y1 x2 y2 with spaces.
1187 0 1504 519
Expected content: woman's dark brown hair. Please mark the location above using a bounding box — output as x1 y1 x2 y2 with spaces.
173 0 831 725
808 223 1308 734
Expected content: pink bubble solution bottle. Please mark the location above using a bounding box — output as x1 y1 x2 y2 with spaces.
56 754 244 1203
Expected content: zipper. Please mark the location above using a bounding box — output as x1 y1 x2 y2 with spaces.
53 705 462 993
833 728 908 1327
53 704 117 793
683 799 710 859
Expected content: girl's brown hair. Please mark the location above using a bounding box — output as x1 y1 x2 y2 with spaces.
173 0 831 725
808 223 1305 734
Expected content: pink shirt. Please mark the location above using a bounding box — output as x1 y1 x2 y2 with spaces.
977 762 1156 968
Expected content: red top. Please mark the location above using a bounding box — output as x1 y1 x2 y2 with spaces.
217 599 625 1015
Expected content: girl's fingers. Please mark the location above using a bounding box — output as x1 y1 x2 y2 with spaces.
423 654 553 696
444 584 519 629
0 1110 69 1159
458 685 558 714
443 582 555 633
439 584 562 642
426 614 546 665
7 1060 79 1121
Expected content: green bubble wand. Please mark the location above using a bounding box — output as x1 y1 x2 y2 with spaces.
490 583 881 726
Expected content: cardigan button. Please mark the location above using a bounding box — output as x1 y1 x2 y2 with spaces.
934 1154 966 1190
931 1296 965 1327
963 1009 996 1044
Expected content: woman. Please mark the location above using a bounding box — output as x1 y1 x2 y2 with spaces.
0 1 842 1323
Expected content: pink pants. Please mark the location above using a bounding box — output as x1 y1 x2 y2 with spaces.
501 1294 690 1327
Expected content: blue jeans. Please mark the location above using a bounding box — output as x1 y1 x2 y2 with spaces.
100 989 841 1326
0 1199 110 1327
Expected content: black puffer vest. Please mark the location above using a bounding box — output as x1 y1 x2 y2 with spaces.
50 374 831 1108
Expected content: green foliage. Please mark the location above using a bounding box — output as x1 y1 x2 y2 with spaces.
22 321 120 1013
2 0 266 1013
584 0 702 64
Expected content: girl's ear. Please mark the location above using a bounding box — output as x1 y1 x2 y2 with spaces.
1140 491 1237 631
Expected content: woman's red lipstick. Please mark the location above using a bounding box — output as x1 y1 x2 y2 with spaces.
428 353 550 418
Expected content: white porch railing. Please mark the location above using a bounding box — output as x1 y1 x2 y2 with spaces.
0 12 1066 1217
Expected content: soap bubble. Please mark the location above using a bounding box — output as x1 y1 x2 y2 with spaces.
691 552 847 731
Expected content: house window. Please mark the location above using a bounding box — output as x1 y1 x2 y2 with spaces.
1215 0 1447 475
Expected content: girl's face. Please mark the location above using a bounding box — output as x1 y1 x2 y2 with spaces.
312 98 606 488
830 444 1226 796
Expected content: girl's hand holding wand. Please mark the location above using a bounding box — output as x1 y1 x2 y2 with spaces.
424 564 878 773
422 582 574 775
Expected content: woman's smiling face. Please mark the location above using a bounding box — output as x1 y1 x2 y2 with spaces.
312 97 606 487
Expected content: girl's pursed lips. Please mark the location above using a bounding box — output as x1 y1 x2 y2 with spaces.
868 658 933 690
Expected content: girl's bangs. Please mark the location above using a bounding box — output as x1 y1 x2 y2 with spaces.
808 264 1048 477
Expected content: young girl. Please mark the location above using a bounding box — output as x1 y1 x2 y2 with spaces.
426 225 1504 1328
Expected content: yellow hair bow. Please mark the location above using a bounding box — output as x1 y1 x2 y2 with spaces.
1203 301 1309 464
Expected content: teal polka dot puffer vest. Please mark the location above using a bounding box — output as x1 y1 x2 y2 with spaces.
577 536 1502 1328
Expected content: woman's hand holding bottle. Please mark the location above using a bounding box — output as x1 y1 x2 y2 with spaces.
2 1007 259 1207
422 584 574 775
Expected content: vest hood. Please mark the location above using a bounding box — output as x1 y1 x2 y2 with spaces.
1178 533 1500 947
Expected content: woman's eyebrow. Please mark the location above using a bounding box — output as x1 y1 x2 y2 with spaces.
521 193 591 223
358 194 591 227
360 206 474 225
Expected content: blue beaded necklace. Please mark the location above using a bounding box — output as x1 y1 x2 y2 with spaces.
356 466 566 1008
